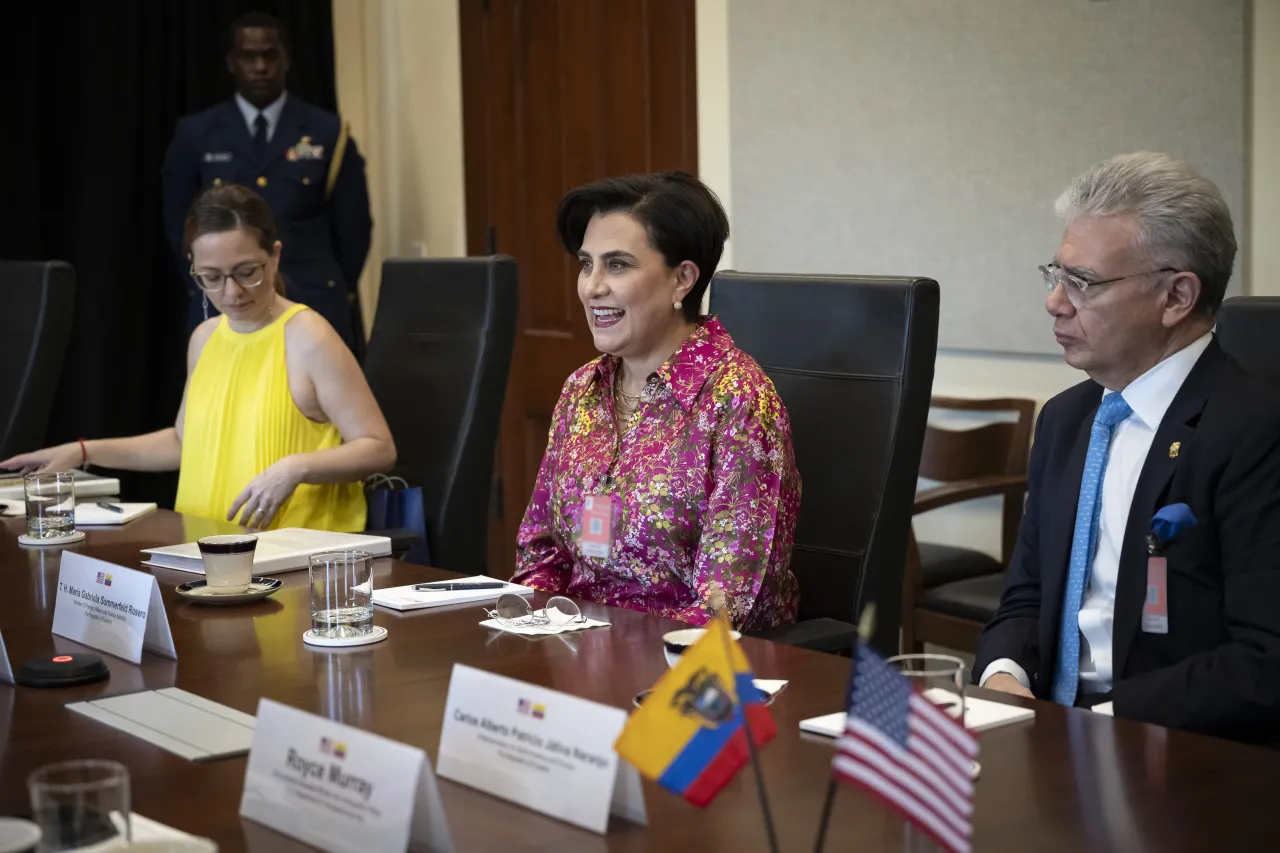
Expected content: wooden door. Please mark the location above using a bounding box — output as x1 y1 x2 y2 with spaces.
461 0 698 575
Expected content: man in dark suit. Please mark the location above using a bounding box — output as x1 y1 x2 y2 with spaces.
975 152 1280 743
162 11 372 355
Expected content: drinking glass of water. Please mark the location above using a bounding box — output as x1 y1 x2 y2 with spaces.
28 759 131 850
886 653 967 722
24 473 76 540
309 551 374 639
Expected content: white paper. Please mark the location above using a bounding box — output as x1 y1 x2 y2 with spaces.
0 629 13 684
1093 702 1115 717
75 502 157 525
477 615 611 636
436 664 635 835
67 688 255 762
800 691 1034 737
752 679 789 698
142 528 392 575
374 576 533 612
240 698 452 853
70 811 218 853
52 553 177 664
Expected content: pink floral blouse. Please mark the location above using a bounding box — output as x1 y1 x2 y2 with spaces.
513 317 801 631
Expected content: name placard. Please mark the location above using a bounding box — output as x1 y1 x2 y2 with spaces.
51 553 176 664
436 664 646 834
240 699 453 853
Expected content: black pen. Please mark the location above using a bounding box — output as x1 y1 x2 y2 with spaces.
96 502 125 513
412 582 506 591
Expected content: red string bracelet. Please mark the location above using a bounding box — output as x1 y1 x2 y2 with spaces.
78 438 88 468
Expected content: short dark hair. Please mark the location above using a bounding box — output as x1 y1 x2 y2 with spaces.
228 11 291 54
555 171 730 322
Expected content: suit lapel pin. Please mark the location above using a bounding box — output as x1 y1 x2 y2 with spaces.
1169 441 1181 459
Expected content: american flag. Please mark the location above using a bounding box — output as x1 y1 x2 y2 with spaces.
832 644 980 853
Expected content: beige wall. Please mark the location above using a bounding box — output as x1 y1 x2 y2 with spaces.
1253 0 1280 296
332 0 467 336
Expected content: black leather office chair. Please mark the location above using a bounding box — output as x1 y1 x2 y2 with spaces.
1 260 75 461
1217 297 1280 385
711 272 940 655
363 257 518 572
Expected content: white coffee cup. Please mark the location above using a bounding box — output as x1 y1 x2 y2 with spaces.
196 535 257 594
662 627 742 668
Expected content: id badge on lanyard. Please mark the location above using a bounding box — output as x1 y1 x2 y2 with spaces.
580 494 615 559
1142 534 1169 635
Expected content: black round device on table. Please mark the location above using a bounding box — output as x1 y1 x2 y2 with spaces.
16 653 109 688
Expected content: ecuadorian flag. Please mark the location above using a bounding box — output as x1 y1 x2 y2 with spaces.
614 616 776 807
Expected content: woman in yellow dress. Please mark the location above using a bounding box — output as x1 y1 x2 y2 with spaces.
2 184 395 532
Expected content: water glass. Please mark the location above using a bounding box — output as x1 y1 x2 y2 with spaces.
886 653 967 722
885 655 968 853
28 759 131 851
309 551 374 639
24 473 76 540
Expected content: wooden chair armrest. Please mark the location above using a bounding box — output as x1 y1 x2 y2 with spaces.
913 475 1027 515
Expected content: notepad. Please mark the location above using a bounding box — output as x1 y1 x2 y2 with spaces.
75 502 157 526
67 687 256 762
373 575 535 611
799 690 1035 737
142 528 392 574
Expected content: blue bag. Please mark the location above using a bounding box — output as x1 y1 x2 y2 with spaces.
364 475 431 565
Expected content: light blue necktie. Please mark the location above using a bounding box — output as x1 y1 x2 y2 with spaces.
1053 392 1132 706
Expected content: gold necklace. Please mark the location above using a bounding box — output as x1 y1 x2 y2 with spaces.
613 381 640 420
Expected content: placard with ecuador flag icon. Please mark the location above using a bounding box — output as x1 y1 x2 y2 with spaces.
613 616 776 806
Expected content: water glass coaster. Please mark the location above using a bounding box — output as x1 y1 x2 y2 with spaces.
17 530 86 546
302 625 388 648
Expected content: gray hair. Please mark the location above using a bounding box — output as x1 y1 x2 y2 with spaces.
1054 152 1236 316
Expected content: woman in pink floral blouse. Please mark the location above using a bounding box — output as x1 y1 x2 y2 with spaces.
513 171 801 631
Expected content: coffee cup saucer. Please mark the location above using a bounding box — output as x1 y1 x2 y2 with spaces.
175 577 282 606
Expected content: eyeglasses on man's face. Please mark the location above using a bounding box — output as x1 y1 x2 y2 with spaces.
1038 263 1178 306
189 261 268 292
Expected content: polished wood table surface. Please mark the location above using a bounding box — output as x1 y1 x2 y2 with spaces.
2 511 1279 852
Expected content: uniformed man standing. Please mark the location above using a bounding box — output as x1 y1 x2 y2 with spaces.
162 11 372 355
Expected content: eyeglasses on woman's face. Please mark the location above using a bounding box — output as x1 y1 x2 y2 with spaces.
189 260 268 292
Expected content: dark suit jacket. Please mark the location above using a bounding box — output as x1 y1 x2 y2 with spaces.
975 339 1280 743
161 94 373 352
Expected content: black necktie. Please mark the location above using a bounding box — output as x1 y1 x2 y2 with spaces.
253 113 268 159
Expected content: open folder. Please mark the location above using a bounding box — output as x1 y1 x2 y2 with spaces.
142 528 392 574
0 470 120 501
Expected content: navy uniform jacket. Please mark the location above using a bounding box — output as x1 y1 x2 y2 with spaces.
974 340 1280 744
161 95 372 351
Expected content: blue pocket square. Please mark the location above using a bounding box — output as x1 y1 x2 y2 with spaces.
1151 503 1197 546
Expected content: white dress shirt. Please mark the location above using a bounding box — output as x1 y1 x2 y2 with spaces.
234 91 288 143
980 332 1213 694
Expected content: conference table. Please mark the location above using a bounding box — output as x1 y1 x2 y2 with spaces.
2 511 1279 852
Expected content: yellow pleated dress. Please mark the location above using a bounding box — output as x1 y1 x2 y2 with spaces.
174 304 366 532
